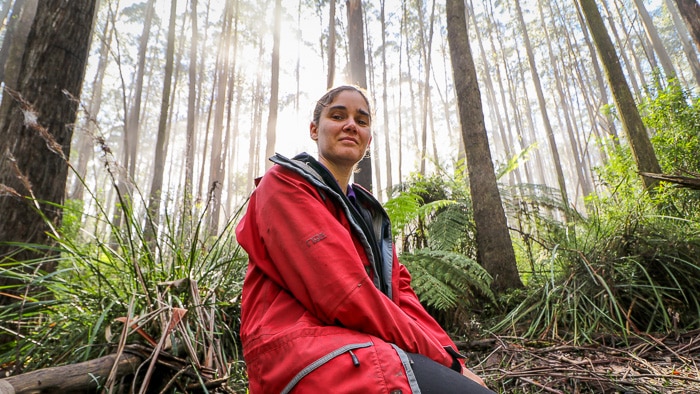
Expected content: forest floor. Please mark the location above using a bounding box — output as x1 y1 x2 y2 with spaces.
458 329 700 393
3 331 699 393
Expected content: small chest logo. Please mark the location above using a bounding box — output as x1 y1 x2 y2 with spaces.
305 232 327 247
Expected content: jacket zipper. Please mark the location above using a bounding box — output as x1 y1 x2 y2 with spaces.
280 342 373 394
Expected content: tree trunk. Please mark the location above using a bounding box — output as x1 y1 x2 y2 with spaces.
69 6 114 202
362 6 382 200
664 0 700 86
578 0 662 190
607 1 646 95
445 0 522 292
264 0 281 173
403 1 419 174
125 0 155 181
417 0 436 176
469 0 518 185
571 0 619 145
483 0 533 184
397 6 407 183
0 0 38 89
674 0 700 54
146 0 178 240
327 0 336 89
632 0 677 79
184 0 199 212
513 39 547 186
346 0 372 191
0 0 96 294
223 2 242 214
247 37 266 194
513 0 571 218
206 0 236 234
380 0 393 196
539 0 592 201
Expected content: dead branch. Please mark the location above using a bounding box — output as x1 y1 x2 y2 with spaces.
0 351 142 394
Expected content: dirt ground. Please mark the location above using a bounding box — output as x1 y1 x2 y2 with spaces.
458 330 700 393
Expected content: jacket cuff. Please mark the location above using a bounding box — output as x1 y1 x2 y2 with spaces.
444 346 466 372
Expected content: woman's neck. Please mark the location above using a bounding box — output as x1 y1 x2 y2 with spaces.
318 158 353 194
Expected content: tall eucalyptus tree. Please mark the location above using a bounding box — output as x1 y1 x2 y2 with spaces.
70 3 115 202
264 0 282 173
417 0 436 175
327 0 337 89
0 0 37 89
632 0 677 79
346 0 372 190
401 1 419 173
601 1 656 97
538 1 592 200
663 0 700 86
569 0 619 146
512 0 571 217
0 0 97 298
184 0 199 212
578 0 662 190
380 0 393 195
146 0 178 239
207 0 238 234
674 0 700 53
125 0 155 181
445 0 522 292
468 0 519 185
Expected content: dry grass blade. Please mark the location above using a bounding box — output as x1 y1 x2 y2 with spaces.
105 298 136 393
137 306 188 394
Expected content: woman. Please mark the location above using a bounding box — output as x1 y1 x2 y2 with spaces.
236 85 493 393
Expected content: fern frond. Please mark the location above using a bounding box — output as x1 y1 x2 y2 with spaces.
428 203 475 253
401 249 494 311
418 199 456 219
384 192 423 236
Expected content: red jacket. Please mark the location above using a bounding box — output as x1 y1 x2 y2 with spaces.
236 153 464 393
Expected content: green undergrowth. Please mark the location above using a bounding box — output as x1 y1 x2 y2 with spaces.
1 178 249 391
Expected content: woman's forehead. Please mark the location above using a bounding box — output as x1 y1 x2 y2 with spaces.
326 90 370 112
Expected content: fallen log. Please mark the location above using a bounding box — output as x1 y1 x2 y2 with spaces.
0 351 143 394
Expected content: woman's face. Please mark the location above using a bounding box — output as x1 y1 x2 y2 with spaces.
310 90 372 170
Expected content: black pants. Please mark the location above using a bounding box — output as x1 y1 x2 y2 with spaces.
408 353 496 394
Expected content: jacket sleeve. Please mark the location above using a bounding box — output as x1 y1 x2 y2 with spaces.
240 166 454 368
395 258 466 371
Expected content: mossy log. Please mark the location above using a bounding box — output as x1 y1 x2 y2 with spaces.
0 351 143 394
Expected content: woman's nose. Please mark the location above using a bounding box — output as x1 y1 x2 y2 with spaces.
343 118 357 131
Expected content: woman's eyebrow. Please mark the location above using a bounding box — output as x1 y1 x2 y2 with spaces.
327 105 370 118
327 105 348 112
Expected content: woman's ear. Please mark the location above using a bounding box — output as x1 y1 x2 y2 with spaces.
310 121 318 141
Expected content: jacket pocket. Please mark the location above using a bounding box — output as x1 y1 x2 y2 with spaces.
280 342 373 394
